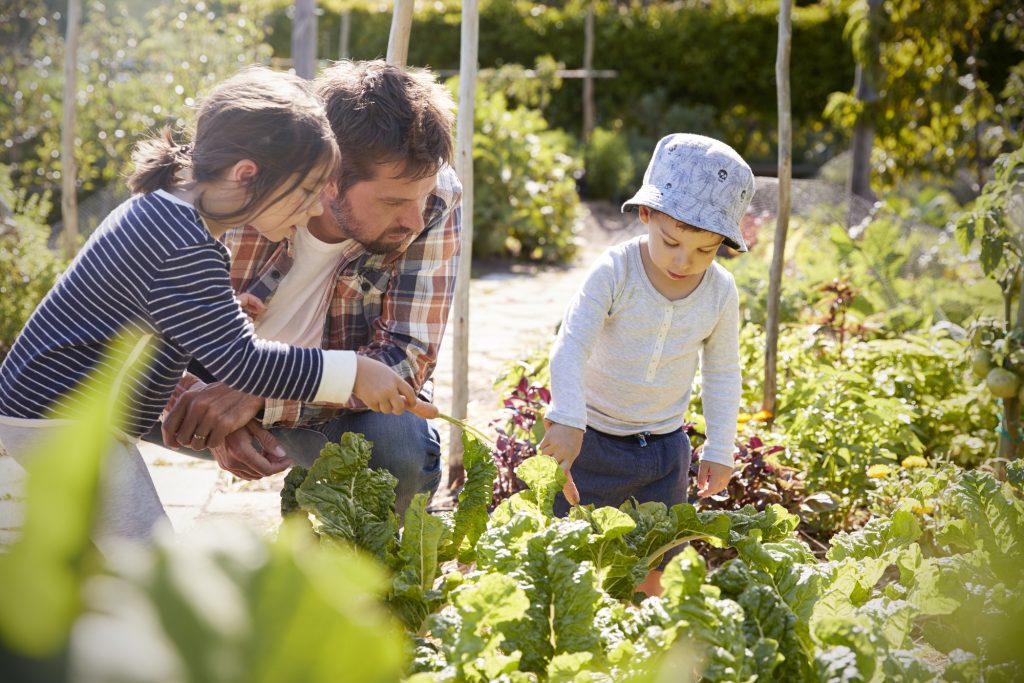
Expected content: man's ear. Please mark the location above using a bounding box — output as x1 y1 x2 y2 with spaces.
323 180 339 200
228 159 259 184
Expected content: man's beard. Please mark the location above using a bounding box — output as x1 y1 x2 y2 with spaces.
331 195 410 255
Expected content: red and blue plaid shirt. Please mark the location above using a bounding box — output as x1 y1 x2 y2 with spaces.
221 166 462 427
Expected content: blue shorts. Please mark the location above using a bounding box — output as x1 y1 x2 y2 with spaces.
553 426 692 517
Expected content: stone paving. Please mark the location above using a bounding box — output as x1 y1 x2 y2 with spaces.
0 202 640 542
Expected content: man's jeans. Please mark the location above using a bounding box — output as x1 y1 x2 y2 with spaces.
147 411 441 516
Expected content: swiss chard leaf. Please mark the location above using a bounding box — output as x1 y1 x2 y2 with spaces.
389 493 452 632
445 431 497 564
294 433 400 563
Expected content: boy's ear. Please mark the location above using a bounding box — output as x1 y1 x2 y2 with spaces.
228 159 259 183
637 205 652 223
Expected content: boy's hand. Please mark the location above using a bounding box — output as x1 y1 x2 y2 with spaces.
353 355 438 419
696 460 734 498
538 420 584 506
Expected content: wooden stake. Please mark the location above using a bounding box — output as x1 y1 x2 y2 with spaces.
763 0 792 417
292 0 317 79
386 0 415 67
448 0 479 488
61 0 82 259
582 4 595 142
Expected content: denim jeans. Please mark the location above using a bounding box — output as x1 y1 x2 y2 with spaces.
145 411 441 516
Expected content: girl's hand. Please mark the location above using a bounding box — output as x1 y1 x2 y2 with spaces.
696 460 734 498
538 420 584 506
353 355 438 419
236 292 266 322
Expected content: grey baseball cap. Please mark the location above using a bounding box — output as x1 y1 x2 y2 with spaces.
622 133 755 252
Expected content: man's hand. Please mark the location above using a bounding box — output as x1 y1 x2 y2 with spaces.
538 420 585 506
696 460 734 498
353 356 439 419
161 382 265 451
210 420 291 480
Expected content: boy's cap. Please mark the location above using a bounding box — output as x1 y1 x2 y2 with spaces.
622 133 755 252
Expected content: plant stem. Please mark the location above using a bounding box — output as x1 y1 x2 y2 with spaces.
436 412 496 446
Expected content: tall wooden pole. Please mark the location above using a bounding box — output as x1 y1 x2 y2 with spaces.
61 0 82 259
447 0 479 488
763 0 792 417
292 0 317 79
386 0 415 67
339 9 351 59
582 4 595 141
847 0 881 226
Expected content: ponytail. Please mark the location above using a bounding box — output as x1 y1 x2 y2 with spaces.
126 127 192 194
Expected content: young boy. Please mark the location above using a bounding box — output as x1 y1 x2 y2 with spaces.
539 133 754 591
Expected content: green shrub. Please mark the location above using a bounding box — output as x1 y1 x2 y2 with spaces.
582 126 634 202
0 165 65 361
268 0 855 168
462 82 582 262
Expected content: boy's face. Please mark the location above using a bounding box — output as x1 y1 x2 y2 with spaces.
639 206 724 281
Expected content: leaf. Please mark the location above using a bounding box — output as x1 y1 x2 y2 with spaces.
979 233 1005 275
389 493 452 632
447 572 530 681
826 510 921 562
0 334 150 657
280 465 309 518
514 455 565 520
295 433 399 563
496 519 602 674
953 216 976 254
446 431 497 564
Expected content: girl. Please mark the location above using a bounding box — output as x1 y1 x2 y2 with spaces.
0 66 435 550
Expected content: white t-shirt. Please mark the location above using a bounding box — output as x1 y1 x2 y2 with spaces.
254 227 350 348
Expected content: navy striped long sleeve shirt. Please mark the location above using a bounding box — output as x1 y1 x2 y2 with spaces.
0 191 349 438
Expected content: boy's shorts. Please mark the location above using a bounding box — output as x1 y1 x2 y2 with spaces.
554 425 691 530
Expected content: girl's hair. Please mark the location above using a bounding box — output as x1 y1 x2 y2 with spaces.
127 66 341 224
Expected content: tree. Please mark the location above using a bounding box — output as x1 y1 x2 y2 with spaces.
0 0 274 226
826 0 1023 192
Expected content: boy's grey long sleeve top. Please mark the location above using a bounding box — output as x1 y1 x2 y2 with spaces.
546 236 742 466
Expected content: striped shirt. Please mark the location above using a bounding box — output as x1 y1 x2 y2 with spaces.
221 165 463 427
0 190 355 438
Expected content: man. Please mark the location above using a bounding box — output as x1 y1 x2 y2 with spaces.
159 60 462 514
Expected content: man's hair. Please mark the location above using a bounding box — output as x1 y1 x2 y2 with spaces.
314 60 455 191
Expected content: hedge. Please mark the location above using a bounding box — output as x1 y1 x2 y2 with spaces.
267 0 854 165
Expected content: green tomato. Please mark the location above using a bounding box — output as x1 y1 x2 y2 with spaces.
987 367 1021 399
971 349 994 379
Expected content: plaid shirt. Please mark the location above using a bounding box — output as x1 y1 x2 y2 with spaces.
221 166 462 428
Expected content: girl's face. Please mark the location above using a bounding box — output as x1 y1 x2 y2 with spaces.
639 205 723 290
246 166 330 242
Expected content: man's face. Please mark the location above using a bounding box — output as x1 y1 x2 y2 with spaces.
309 160 437 253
